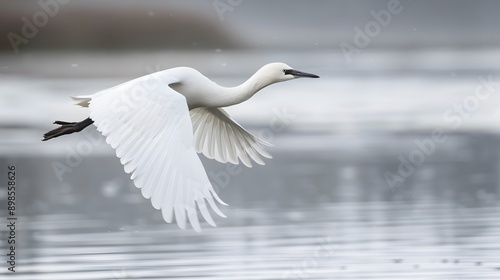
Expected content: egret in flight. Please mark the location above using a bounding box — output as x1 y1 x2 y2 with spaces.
43 62 319 232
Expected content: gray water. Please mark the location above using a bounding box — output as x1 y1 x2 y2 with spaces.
1 50 500 279
2 131 500 279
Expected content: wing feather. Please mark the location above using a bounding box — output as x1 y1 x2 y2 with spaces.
190 107 272 168
88 72 226 231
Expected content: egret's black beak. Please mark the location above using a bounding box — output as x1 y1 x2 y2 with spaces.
285 69 320 78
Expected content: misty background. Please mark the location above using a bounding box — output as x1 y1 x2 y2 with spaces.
1 1 500 279
2 0 500 51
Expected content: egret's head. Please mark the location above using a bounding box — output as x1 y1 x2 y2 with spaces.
258 62 320 84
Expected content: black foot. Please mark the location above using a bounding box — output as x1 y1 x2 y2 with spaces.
42 118 94 141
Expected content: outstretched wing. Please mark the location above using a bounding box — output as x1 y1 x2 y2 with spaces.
88 72 226 232
190 107 272 167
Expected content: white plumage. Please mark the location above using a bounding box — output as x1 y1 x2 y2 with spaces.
57 62 319 232
190 107 272 167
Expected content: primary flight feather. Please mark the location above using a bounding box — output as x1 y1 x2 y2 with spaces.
43 62 319 232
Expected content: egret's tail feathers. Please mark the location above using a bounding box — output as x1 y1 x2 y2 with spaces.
42 118 94 141
71 95 92 107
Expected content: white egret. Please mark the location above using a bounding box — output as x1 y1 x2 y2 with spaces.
43 62 319 232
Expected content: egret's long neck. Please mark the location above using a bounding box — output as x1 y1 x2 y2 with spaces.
214 71 274 107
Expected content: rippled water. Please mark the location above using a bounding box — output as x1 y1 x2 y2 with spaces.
2 131 500 279
2 201 500 279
